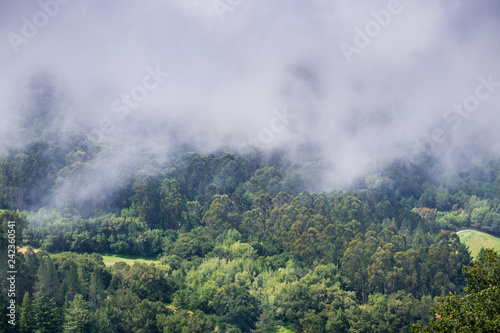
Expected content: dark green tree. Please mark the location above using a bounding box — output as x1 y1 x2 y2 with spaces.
36 256 61 303
412 248 500 332
252 308 278 333
33 285 62 333
89 271 106 310
160 179 185 229
131 172 162 228
211 283 261 332
61 264 81 303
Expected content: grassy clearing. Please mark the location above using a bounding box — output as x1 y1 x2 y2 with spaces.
18 247 162 267
100 253 162 267
458 230 500 258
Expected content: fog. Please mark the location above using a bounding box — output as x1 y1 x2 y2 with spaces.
1 0 500 193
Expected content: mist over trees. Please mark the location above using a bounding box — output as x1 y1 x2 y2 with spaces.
2 0 500 332
1 59 500 333
2 112 500 331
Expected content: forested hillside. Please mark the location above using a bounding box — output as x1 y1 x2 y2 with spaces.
1 122 500 332
2 0 500 331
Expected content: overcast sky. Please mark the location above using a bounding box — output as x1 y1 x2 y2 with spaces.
1 0 499 186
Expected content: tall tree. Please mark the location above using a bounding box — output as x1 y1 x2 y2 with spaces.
61 264 82 303
36 256 61 303
33 285 62 333
160 179 185 229
62 294 94 333
20 292 34 333
202 194 231 238
131 172 162 228
89 271 106 310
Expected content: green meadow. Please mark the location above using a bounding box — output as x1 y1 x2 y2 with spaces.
458 230 500 258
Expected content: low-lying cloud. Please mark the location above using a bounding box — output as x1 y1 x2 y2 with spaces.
1 0 500 191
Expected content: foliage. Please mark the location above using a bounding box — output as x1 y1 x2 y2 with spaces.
412 248 500 332
2 137 500 331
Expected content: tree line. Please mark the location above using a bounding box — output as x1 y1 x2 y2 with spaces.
1 118 500 331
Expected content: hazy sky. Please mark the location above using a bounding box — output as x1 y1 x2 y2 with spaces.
1 0 500 186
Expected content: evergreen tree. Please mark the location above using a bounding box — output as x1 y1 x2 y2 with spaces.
36 256 61 303
94 309 112 332
62 264 81 303
62 294 94 333
20 292 34 333
33 285 62 333
89 271 105 310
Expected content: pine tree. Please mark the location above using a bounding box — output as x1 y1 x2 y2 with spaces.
36 257 61 303
89 271 105 310
33 285 62 333
62 264 81 303
24 248 39 277
20 292 34 333
95 309 112 332
62 294 94 333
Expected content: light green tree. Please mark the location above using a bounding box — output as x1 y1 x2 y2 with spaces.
63 294 94 333
19 292 34 333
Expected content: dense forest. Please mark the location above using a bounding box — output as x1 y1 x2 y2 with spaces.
1 114 500 332
2 0 500 331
